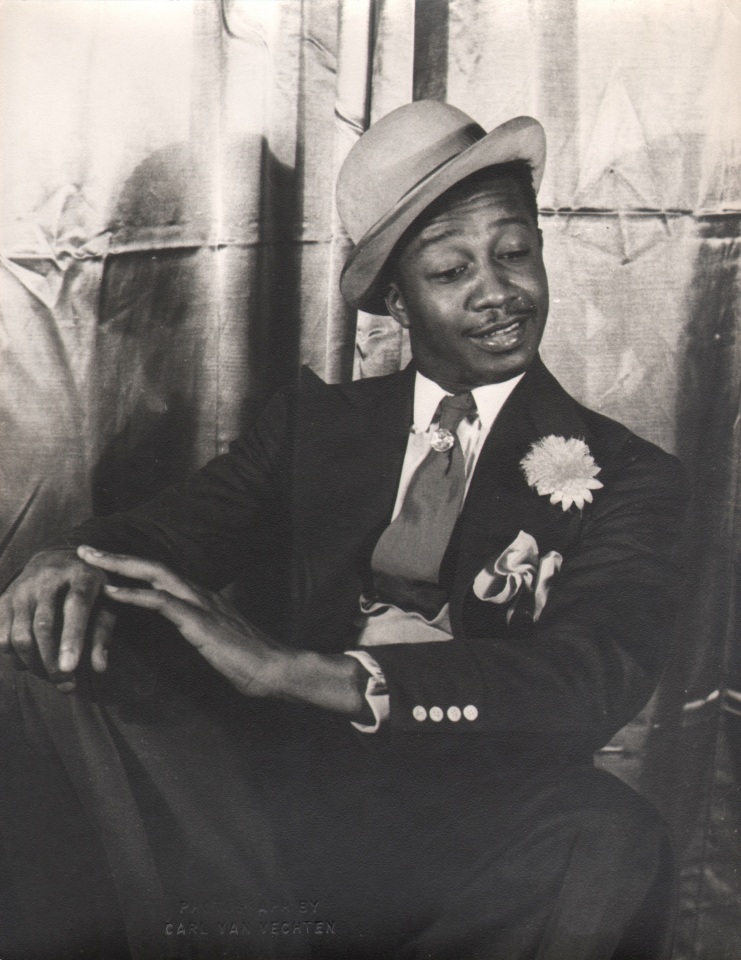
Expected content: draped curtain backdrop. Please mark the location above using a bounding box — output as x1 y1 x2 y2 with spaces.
1 1 739 956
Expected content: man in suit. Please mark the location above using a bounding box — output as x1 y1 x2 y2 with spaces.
0 102 688 960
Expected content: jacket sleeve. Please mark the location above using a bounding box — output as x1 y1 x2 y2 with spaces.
60 386 295 591
369 438 690 753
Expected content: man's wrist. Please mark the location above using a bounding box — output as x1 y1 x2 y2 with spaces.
276 649 366 717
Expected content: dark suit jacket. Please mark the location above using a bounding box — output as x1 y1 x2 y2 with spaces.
68 356 689 766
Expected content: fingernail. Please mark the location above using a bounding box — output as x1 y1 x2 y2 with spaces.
59 650 74 672
104 584 119 592
79 545 103 557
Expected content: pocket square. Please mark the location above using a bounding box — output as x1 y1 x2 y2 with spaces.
472 530 562 624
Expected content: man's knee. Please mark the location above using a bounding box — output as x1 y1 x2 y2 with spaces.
560 766 670 861
527 769 674 960
525 766 671 889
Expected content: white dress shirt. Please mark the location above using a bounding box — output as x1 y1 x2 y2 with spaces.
346 370 523 732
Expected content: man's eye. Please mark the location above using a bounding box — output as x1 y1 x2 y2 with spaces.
500 248 529 261
432 265 466 282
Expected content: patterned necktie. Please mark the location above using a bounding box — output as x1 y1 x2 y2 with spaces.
371 391 477 611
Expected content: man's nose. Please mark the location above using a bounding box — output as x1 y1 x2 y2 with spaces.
469 261 514 309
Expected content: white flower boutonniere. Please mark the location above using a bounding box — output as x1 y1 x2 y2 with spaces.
520 435 603 511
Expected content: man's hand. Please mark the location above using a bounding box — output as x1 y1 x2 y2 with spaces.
80 547 367 714
80 546 291 699
0 547 117 691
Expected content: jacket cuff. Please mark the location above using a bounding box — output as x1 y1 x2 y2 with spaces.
344 651 389 733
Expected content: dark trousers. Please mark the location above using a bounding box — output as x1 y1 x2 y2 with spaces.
294 759 675 960
0 637 674 960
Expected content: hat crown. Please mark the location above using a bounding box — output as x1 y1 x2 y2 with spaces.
337 101 486 244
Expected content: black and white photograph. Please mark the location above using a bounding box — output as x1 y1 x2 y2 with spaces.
0 1 739 958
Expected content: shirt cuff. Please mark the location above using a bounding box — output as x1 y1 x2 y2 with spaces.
344 651 390 734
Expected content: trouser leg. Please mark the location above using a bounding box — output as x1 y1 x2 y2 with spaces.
0 660 131 960
402 764 675 960
293 759 674 960
0 627 306 960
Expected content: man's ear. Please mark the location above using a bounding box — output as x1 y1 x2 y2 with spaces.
385 282 411 329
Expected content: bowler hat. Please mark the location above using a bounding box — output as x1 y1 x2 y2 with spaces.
337 101 545 315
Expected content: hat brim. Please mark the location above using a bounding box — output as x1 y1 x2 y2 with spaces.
339 116 545 316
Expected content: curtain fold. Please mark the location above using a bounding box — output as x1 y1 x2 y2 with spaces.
0 1 739 955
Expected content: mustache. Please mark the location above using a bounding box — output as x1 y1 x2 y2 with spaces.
466 304 537 336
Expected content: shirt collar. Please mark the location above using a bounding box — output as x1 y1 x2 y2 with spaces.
413 370 524 434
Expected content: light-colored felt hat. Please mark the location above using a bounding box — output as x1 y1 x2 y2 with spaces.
337 101 545 315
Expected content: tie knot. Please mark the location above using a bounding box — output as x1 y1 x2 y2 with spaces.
438 391 477 433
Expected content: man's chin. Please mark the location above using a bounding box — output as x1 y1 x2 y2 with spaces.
466 346 538 386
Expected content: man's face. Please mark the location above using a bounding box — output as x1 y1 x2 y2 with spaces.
386 175 549 391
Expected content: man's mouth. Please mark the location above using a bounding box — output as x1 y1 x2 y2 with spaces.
467 313 533 351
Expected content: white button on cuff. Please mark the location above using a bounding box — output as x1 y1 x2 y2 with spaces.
463 704 479 721
412 705 427 722
429 706 444 722
447 706 461 722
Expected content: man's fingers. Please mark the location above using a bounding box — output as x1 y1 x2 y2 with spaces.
58 581 99 673
78 546 202 605
90 606 117 673
103 584 209 650
103 583 186 623
0 594 12 653
8 596 37 670
0 549 110 685
32 596 59 675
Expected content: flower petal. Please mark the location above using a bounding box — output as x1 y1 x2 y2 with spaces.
521 435 603 511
